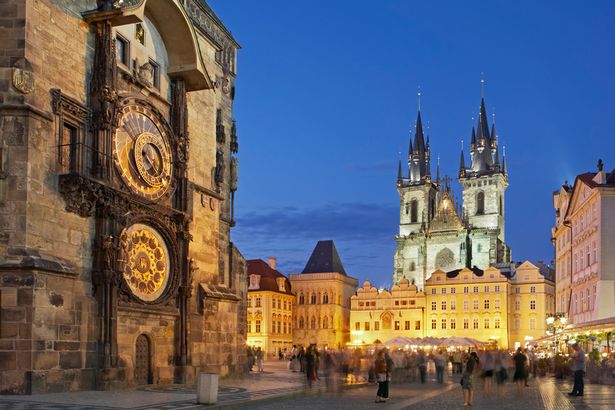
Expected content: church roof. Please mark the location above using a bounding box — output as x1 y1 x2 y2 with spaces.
302 240 347 275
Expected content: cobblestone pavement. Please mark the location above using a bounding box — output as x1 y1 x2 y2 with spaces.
1 365 613 410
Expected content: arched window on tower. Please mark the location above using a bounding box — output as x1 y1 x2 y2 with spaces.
410 262 416 271
323 316 329 329
310 317 316 329
410 199 418 223
323 293 329 304
476 191 485 215
299 317 304 329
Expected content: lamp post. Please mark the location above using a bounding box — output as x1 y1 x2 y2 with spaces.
546 314 568 353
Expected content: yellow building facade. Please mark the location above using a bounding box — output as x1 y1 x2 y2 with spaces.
348 262 555 349
290 241 358 349
350 279 426 345
247 258 294 357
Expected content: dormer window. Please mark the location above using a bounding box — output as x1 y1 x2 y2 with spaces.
248 274 261 290
276 277 285 292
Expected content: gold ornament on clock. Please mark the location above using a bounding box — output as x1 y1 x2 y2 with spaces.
113 104 172 200
119 224 171 302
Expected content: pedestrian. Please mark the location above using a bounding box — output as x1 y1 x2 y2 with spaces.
418 350 427 384
569 342 586 397
305 345 317 387
513 347 527 394
453 350 463 374
434 349 447 384
247 346 254 372
375 349 389 403
523 348 530 386
494 351 507 397
461 351 479 406
482 350 495 397
256 347 264 372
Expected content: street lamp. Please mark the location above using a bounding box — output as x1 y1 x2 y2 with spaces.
546 314 567 353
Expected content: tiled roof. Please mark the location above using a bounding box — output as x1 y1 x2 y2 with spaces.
247 259 293 294
301 240 347 275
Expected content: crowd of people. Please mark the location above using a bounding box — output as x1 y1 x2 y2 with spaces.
247 342 597 406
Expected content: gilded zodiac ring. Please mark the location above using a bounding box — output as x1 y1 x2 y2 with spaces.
120 224 170 302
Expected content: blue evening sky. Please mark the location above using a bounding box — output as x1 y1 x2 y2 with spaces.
209 0 615 287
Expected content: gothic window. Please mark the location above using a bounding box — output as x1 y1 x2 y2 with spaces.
435 248 455 270
499 195 503 216
116 34 130 66
310 317 316 329
323 293 329 304
405 203 409 214
410 199 418 223
310 293 317 304
299 293 305 304
299 317 304 329
476 191 485 215
410 262 416 271
323 316 329 329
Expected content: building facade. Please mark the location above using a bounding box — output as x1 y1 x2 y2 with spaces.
394 94 510 289
246 258 294 357
0 0 246 394
350 279 426 345
552 163 615 325
350 263 554 349
290 240 358 349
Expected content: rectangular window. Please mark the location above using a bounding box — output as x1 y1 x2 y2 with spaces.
484 285 489 293
374 321 380 331
473 286 479 293
451 318 456 329
255 320 261 333
463 300 469 311
255 297 261 307
149 59 160 89
473 318 479 329
463 319 469 329
431 288 436 295
463 286 469 294
494 299 500 310
415 321 421 330
441 319 447 329
410 300 415 305
473 300 479 310
515 300 520 311
431 301 437 311
451 288 456 294
431 319 437 329
116 34 130 66
530 318 536 330
395 321 401 330
402 300 408 305
515 287 520 294
247 298 252 307
484 318 490 329
395 300 400 306
441 288 446 294
484 299 490 309
59 123 77 173
530 300 536 310
405 321 410 330
451 300 456 311
514 319 520 330
355 322 360 331
530 286 536 293
364 322 370 331
247 321 252 333
441 301 446 310
495 318 501 329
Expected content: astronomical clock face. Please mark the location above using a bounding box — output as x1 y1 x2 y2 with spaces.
113 104 172 200
120 224 171 302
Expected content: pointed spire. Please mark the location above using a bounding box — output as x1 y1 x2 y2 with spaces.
459 142 466 176
502 145 507 175
471 126 476 148
397 158 403 184
407 126 413 160
436 153 441 184
477 97 490 144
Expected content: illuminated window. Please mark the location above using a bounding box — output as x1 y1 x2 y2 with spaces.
364 322 370 331
247 321 252 333
484 299 490 309
255 320 261 333
395 321 401 330
255 297 261 307
415 321 421 330
451 319 456 329
473 319 479 329
405 321 410 330
495 318 500 329
431 301 437 311
355 322 360 331
431 319 437 329
530 318 536 330
484 318 490 329
374 321 380 331
463 319 469 329
441 301 446 310
530 300 536 310
473 300 479 310
441 319 447 329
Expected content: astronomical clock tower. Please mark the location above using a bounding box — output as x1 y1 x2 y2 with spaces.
0 0 246 394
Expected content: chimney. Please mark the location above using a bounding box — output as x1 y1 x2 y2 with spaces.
593 159 607 184
268 256 277 270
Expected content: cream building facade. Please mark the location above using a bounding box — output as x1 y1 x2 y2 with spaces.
350 279 426 345
290 241 358 349
552 163 615 326
246 258 294 357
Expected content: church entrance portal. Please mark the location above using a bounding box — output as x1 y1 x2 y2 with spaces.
135 334 152 385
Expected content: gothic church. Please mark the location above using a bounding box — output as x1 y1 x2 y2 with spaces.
393 92 511 289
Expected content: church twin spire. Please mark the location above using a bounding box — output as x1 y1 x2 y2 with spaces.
404 92 432 185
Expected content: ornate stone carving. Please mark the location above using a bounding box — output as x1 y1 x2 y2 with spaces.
12 58 35 94
230 157 238 193
214 147 225 189
50 89 90 122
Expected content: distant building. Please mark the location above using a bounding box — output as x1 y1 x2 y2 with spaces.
349 262 554 349
350 279 426 345
246 258 294 357
552 162 615 326
290 240 358 349
394 93 510 289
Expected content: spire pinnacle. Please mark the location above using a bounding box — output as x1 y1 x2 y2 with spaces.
480 73 485 99
397 158 403 183
502 144 507 175
436 153 440 183
417 86 421 112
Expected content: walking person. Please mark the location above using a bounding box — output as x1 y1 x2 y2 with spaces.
494 351 507 397
482 350 495 398
305 345 317 387
461 351 479 406
255 347 264 372
418 350 427 384
434 349 446 384
569 343 586 397
513 347 527 394
375 349 389 403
